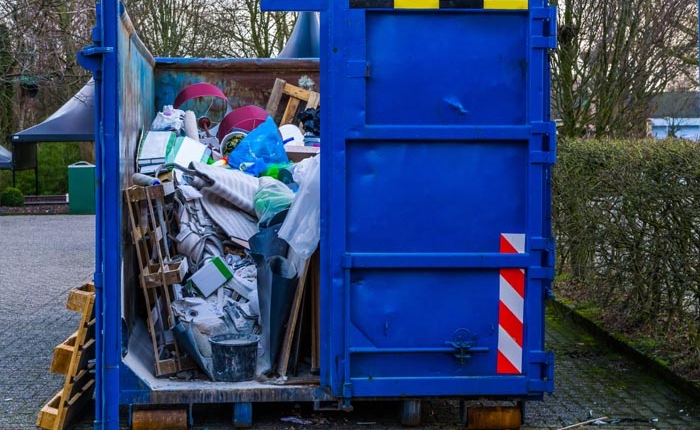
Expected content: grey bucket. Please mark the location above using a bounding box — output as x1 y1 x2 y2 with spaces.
209 333 259 382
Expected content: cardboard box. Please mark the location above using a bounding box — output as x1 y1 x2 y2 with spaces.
190 256 233 298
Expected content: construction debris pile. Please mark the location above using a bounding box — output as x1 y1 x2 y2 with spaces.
124 79 321 383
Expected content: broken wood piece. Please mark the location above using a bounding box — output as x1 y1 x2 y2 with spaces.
277 257 312 377
557 417 609 430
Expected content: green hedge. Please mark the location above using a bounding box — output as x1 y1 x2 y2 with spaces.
553 138 700 374
0 186 23 206
0 142 81 195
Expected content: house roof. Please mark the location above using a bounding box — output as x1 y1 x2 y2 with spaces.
651 91 700 118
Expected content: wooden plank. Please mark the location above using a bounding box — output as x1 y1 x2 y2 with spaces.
307 91 321 109
288 281 307 375
61 379 95 430
66 282 96 312
65 367 94 400
36 390 61 430
52 367 95 430
310 250 320 372
283 83 313 101
154 357 179 377
36 381 95 430
265 78 287 116
50 332 77 375
141 261 186 286
52 336 95 376
124 183 174 202
281 98 302 126
277 258 312 376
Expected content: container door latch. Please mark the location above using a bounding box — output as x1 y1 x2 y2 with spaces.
445 328 489 364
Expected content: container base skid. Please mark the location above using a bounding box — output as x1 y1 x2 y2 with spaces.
122 327 529 428
124 387 526 429
120 319 535 428
121 320 335 406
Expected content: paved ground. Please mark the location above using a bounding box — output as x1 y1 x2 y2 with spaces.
0 215 94 430
1 214 699 429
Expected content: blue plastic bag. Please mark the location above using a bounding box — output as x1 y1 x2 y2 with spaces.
228 116 289 174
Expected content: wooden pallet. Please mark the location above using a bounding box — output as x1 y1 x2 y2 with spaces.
37 281 96 430
265 78 320 126
125 184 190 377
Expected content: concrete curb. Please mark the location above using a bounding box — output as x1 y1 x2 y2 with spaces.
549 299 700 399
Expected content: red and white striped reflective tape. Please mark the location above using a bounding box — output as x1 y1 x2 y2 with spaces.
497 233 526 374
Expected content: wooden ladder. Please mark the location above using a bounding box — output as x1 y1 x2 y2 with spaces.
37 280 96 430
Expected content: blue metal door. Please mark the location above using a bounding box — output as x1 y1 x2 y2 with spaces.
264 0 556 400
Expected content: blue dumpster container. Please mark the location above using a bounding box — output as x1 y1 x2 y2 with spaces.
82 1 556 428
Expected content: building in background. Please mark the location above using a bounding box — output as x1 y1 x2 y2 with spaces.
648 91 700 140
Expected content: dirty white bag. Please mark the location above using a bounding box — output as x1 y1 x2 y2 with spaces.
278 155 320 259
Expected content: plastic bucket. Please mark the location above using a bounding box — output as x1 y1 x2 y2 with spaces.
209 333 259 382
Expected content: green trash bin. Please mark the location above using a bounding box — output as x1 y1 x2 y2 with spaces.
68 161 95 214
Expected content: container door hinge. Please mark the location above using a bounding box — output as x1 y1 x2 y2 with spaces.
527 350 554 393
531 6 557 50
78 45 114 73
529 237 556 272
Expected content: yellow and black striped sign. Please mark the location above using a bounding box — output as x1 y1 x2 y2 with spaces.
350 0 528 9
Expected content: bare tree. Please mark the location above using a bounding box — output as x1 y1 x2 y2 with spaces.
125 0 296 58
211 0 295 58
0 23 13 146
552 0 697 138
0 0 93 129
124 0 225 57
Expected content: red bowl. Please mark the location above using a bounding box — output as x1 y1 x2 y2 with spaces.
217 105 269 141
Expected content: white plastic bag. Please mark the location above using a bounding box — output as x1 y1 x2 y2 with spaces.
151 105 185 134
278 155 320 259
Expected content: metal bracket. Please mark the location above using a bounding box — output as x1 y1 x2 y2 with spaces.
527 350 555 393
78 45 114 73
531 6 557 50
